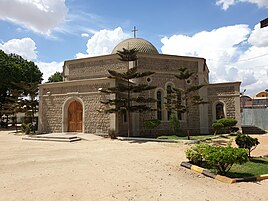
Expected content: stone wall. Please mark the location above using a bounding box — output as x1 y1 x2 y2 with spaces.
207 82 241 133
39 79 112 134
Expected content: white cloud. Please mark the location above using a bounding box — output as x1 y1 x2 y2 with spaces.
81 33 90 38
36 61 64 82
161 24 268 96
0 38 37 60
216 0 268 10
248 24 268 47
76 27 130 58
0 0 67 35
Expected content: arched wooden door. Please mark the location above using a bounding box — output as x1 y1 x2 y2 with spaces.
68 101 83 132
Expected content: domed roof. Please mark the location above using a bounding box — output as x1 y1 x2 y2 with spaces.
112 38 159 54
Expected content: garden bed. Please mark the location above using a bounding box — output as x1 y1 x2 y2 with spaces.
181 157 268 183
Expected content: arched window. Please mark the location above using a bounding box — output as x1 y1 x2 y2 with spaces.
216 102 225 120
167 85 172 120
157 91 162 120
176 90 182 120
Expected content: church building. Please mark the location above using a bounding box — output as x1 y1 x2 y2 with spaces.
38 37 241 136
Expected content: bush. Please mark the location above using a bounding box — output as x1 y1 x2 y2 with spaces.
217 118 237 127
203 145 248 175
212 122 224 135
185 143 210 165
186 143 248 175
235 134 260 157
216 118 237 133
21 123 32 134
143 119 161 129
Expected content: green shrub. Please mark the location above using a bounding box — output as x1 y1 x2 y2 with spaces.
21 123 32 134
216 118 237 133
143 119 161 129
169 113 181 135
217 118 237 127
185 143 210 165
185 143 248 175
212 122 224 135
235 134 260 157
202 145 248 175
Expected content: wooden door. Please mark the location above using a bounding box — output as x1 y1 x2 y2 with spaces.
68 101 83 132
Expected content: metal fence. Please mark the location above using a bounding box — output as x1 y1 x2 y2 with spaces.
241 108 268 130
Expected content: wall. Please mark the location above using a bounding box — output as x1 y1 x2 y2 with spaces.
38 78 112 134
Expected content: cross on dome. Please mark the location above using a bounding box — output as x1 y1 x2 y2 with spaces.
132 26 138 38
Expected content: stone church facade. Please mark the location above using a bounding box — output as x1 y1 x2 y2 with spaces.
38 38 241 136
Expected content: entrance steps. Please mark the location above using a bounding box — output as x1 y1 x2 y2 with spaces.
241 125 267 134
22 134 82 142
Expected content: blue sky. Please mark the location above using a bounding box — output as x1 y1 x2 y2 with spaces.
0 0 267 96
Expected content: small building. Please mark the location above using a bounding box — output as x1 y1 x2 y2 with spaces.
38 38 241 136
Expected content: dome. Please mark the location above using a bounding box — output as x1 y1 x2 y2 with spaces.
112 38 159 54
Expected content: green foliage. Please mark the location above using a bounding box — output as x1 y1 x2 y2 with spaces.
165 67 207 140
116 48 138 61
235 134 260 157
228 157 268 178
212 118 238 134
47 71 63 83
169 113 181 135
143 119 161 129
212 122 224 135
203 145 248 175
186 144 248 175
0 51 42 120
217 118 237 128
99 48 156 137
21 123 32 134
185 143 210 165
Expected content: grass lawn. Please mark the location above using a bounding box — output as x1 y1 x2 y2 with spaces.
202 157 268 178
157 135 215 140
226 157 268 178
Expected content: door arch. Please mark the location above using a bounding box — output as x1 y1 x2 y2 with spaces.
68 100 83 132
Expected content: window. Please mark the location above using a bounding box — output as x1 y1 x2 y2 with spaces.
167 85 172 120
176 91 182 120
123 111 127 123
216 103 224 120
157 91 162 120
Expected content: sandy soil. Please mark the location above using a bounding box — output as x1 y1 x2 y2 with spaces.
0 131 267 201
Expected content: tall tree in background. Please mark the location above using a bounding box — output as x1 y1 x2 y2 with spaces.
99 48 156 137
0 50 42 124
13 81 39 133
47 71 63 83
166 67 207 140
1 89 23 131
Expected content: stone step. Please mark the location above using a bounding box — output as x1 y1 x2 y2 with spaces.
29 135 78 139
22 135 82 142
241 125 267 134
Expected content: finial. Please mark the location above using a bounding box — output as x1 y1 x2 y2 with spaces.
132 26 138 38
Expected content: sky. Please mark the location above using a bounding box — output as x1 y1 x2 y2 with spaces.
0 0 267 96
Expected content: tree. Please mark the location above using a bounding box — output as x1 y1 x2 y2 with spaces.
1 89 23 131
47 71 63 83
13 81 39 133
235 134 260 157
99 48 156 137
0 51 42 123
212 122 224 135
217 118 237 133
165 67 207 140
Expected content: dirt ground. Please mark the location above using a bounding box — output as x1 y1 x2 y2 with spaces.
0 131 267 201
